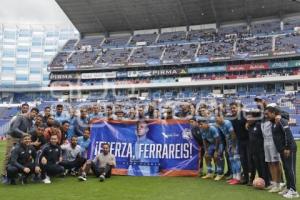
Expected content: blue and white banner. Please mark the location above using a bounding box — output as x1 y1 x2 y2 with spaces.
88 120 200 176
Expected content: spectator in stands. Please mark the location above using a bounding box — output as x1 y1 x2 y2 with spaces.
78 143 116 182
74 108 89 137
6 134 41 185
39 134 65 184
1 107 39 183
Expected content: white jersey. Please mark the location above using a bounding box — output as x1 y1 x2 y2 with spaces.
261 120 275 145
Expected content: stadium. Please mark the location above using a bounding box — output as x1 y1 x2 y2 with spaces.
0 0 300 199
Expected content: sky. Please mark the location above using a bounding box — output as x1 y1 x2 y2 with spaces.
0 0 73 25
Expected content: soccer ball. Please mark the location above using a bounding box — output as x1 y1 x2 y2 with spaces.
253 177 265 189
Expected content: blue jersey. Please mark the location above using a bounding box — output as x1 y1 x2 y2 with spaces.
89 113 103 120
55 112 69 124
78 136 91 150
217 120 234 145
77 136 91 158
201 125 219 143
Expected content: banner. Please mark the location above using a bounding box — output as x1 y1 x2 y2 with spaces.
116 71 128 78
151 69 187 76
269 61 289 69
227 63 269 72
81 72 116 79
88 120 199 177
49 73 80 80
188 66 226 74
289 60 300 68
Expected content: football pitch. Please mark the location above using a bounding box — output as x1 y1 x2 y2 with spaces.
0 141 299 200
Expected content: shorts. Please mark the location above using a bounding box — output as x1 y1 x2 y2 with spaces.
264 142 280 162
207 143 224 157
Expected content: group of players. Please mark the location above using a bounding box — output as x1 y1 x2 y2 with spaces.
190 97 298 199
0 97 298 198
1 103 116 185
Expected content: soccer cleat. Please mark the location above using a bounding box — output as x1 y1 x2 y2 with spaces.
227 179 235 183
20 176 28 185
240 179 249 185
42 176 51 184
279 188 289 195
225 175 233 180
1 175 9 185
283 189 299 199
78 175 87 181
265 184 274 190
269 186 282 193
10 179 16 185
99 175 105 182
214 175 224 181
247 182 253 187
280 182 287 191
202 174 214 179
70 169 77 176
229 179 240 185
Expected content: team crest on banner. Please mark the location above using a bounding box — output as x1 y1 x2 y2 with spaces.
88 119 199 176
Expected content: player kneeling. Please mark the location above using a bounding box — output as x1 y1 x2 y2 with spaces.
6 134 41 185
39 134 65 184
60 136 86 176
78 143 116 182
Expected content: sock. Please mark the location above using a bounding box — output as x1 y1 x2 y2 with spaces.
236 173 241 181
232 174 236 180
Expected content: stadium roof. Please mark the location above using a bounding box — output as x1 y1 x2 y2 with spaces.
55 0 300 35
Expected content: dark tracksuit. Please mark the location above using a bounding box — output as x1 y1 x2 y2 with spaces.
191 126 205 172
248 121 270 186
2 115 34 175
271 118 297 191
30 131 47 151
39 144 64 179
231 112 250 182
7 144 38 181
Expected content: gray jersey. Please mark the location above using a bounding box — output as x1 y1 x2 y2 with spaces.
61 144 82 162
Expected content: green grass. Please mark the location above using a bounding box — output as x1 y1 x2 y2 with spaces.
0 141 299 200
